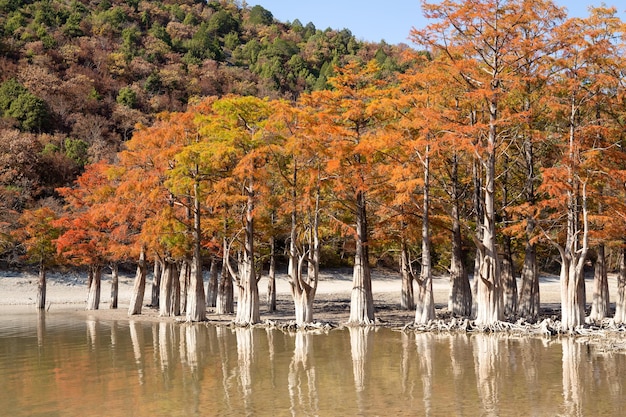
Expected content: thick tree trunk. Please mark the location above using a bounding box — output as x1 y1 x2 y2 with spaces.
400 239 415 310
415 151 435 324
614 247 626 323
501 242 517 316
206 257 218 308
159 261 179 317
36 261 46 310
289 242 317 326
128 250 147 315
475 102 503 325
109 263 119 309
150 257 161 308
86 265 102 310
449 200 471 316
588 244 609 322
186 179 206 322
349 190 374 325
234 183 260 325
216 241 234 314
559 211 587 331
186 253 206 322
518 237 540 320
171 264 180 316
179 260 189 315
292 280 315 325
286 171 319 326
518 125 540 320
471 154 482 319
267 235 277 312
501 153 517 316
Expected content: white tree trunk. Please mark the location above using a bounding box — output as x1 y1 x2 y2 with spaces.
349 191 374 325
128 250 147 315
234 183 260 325
415 150 435 324
614 248 626 323
400 239 415 310
588 245 609 322
206 257 219 308
110 263 119 309
86 265 101 310
186 180 207 322
36 261 46 310
159 261 179 317
475 102 503 325
150 257 161 308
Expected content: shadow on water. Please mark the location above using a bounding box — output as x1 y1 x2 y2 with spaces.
2 313 626 416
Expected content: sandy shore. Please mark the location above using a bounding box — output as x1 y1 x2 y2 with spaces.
0 268 616 327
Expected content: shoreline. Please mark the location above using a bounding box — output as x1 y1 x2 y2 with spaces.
1 269 624 335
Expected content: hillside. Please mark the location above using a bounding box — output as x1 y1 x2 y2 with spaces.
0 0 409 207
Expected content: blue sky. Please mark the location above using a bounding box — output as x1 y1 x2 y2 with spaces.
251 1 626 45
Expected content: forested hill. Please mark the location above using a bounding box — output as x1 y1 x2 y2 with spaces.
0 0 409 202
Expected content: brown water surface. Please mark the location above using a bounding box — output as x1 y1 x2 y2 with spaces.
0 308 624 416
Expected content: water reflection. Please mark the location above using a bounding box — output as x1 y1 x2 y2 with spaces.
129 321 144 384
415 333 433 416
562 337 583 417
288 331 318 416
1 313 626 416
235 326 254 411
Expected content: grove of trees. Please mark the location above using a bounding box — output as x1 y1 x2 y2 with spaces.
4 0 626 332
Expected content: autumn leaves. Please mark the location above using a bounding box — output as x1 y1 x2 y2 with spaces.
15 1 626 329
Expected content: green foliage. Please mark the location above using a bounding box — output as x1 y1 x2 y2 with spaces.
41 142 60 155
4 10 25 35
224 31 239 51
7 93 49 131
116 86 137 108
0 79 49 132
184 23 224 64
62 12 83 37
207 9 240 38
0 0 27 13
149 23 171 46
0 78 27 111
121 25 140 56
144 72 162 94
249 5 273 26
64 138 89 167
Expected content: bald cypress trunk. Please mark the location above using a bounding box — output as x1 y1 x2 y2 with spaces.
614 247 626 324
349 190 374 325
588 244 609 322
86 265 101 311
128 250 147 315
109 263 119 309
234 181 260 325
36 261 46 310
150 257 161 308
415 150 434 324
206 257 218 308
400 238 415 310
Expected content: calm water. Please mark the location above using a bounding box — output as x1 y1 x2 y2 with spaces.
0 310 625 416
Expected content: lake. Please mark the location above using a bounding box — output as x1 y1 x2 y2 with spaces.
0 308 624 416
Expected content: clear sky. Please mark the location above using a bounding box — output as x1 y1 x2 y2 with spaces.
250 1 626 45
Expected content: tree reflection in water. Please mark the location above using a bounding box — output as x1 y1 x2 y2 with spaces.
562 337 583 417
415 333 434 416
16 317 624 416
129 320 145 384
472 334 500 417
288 331 318 416
349 326 372 394
236 327 254 412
